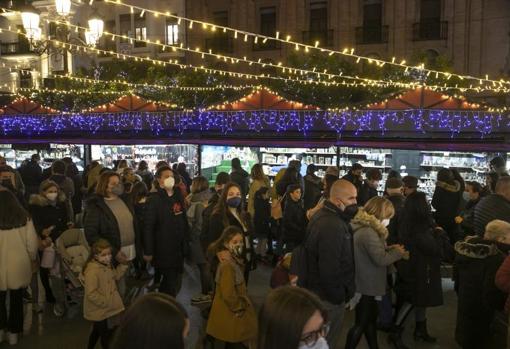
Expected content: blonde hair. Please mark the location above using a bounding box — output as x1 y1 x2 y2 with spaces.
484 220 510 241
191 176 209 194
364 196 395 220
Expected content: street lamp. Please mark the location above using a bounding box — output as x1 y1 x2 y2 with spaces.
88 10 104 39
55 0 72 17
20 3 40 40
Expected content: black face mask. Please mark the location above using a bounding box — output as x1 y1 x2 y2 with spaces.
343 204 359 219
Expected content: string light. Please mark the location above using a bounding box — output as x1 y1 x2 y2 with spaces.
99 0 510 89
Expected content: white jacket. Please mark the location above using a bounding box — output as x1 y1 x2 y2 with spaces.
0 220 38 290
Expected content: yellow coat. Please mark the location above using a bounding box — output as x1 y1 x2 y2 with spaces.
206 260 257 343
83 260 127 321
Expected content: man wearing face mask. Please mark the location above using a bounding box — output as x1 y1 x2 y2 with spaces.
143 166 190 297
357 168 382 207
305 179 358 349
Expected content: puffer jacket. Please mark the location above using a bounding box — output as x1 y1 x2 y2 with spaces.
351 209 403 297
454 236 509 348
474 194 510 236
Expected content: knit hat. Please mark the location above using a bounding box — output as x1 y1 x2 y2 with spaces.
386 177 403 189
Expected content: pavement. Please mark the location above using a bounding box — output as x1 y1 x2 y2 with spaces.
5 264 464 349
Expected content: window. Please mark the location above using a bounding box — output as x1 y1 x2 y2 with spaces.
134 12 147 47
309 1 327 32
363 0 382 27
119 14 131 43
260 7 277 36
420 0 441 22
103 20 116 49
166 18 179 45
19 70 32 88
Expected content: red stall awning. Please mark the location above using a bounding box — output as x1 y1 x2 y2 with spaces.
87 94 176 113
1 97 60 115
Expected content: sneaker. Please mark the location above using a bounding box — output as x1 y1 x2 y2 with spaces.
53 304 65 317
191 294 212 305
7 333 18 345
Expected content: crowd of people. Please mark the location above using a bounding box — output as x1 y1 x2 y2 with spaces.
1 153 510 349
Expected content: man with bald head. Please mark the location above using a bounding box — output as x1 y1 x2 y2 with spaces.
305 179 358 349
474 176 510 235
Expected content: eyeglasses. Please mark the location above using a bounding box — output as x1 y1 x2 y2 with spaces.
300 323 330 347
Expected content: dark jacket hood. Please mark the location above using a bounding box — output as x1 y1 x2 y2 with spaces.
437 180 461 193
29 192 66 206
454 236 508 259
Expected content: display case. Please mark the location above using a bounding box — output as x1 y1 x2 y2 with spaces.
91 145 199 175
0 144 85 171
259 147 337 178
201 146 259 186
419 151 488 198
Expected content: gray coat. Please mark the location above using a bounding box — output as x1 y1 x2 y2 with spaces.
351 209 403 297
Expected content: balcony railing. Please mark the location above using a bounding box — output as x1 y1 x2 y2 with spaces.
252 39 281 51
205 36 234 54
413 21 448 41
302 29 334 47
355 25 389 44
0 41 34 56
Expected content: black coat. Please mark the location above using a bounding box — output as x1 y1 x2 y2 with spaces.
143 189 189 270
303 175 322 210
357 181 379 207
19 161 42 195
202 191 219 247
83 194 136 255
474 194 510 236
305 201 355 305
282 198 307 245
454 236 509 348
432 181 462 241
342 172 363 193
386 194 405 245
29 194 70 241
395 223 444 307
230 169 250 199
458 198 480 238
253 195 271 239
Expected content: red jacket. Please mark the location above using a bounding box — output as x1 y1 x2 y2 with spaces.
495 255 510 314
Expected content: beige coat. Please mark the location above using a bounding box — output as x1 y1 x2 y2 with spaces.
206 260 257 343
83 260 128 321
0 220 38 291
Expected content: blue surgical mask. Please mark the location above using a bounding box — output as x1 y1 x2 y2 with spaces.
227 197 242 208
299 337 329 349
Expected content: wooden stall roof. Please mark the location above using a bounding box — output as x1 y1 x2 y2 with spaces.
367 87 482 110
87 94 176 113
211 88 320 110
1 97 60 115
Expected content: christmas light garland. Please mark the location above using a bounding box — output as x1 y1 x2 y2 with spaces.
0 109 504 138
99 0 510 89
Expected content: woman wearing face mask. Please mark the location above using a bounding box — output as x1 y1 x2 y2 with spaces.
258 286 329 349
29 180 73 316
209 182 254 283
83 239 128 349
143 166 190 297
110 293 189 349
84 172 137 280
206 226 257 349
345 197 408 349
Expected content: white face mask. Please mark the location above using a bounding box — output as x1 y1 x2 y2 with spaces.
163 177 175 189
46 192 58 201
299 337 329 349
381 218 390 227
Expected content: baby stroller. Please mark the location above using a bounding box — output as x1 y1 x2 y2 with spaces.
54 228 90 318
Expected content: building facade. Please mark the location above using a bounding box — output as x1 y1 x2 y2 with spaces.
0 0 185 92
185 0 510 79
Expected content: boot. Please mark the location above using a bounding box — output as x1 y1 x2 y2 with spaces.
414 320 437 343
387 325 410 349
